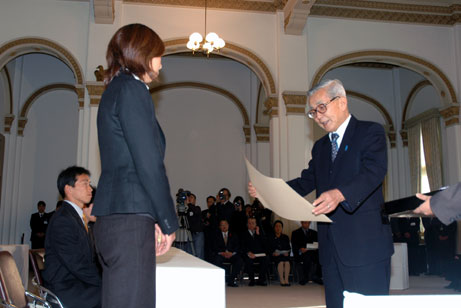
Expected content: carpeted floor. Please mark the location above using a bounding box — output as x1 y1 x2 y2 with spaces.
226 275 461 308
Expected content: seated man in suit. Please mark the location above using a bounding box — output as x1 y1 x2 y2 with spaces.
291 221 322 285
241 217 269 286
212 219 243 287
42 166 101 308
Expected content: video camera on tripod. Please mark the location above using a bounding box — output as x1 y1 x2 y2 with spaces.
174 188 195 255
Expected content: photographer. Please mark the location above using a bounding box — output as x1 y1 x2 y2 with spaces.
216 188 234 224
186 193 205 259
230 196 247 237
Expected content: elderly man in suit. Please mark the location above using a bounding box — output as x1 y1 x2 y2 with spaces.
250 79 393 308
212 219 243 287
43 166 101 308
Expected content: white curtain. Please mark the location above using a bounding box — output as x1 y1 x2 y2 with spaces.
407 123 421 195
421 117 443 190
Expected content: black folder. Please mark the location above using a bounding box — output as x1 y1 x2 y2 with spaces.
383 187 448 218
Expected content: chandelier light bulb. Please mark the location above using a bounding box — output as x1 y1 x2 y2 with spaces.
215 38 225 49
205 32 219 43
203 42 214 54
189 32 203 43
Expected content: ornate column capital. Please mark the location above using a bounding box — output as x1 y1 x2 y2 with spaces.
75 85 85 109
282 91 307 115
243 125 251 144
86 82 105 106
17 117 27 136
4 114 15 134
254 124 270 143
400 129 408 147
264 97 279 118
440 105 460 127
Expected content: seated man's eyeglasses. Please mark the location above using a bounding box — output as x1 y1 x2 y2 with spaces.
307 96 340 119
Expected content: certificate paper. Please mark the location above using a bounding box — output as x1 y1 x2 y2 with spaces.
245 157 331 223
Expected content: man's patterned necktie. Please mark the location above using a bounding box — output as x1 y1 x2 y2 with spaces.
331 133 339 162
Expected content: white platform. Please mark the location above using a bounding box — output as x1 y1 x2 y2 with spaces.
156 247 225 308
390 243 409 290
344 291 461 308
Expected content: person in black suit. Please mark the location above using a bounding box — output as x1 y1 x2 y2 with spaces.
30 200 49 249
216 188 234 223
42 166 101 308
203 196 218 262
241 217 269 286
269 220 291 286
291 221 322 285
92 24 179 308
250 79 393 308
212 219 243 287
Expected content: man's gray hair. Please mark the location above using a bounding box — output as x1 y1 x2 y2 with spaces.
307 79 346 102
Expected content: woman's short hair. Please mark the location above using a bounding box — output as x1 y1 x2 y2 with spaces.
105 23 165 85
273 220 284 229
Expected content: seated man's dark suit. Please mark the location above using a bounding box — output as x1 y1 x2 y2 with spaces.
43 202 101 308
287 116 393 308
240 230 269 284
212 230 243 284
291 227 321 282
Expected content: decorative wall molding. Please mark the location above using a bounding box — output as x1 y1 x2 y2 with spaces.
126 0 461 25
94 0 115 24
86 82 105 106
264 97 279 118
4 114 14 134
440 105 460 127
254 124 270 142
282 91 307 115
284 0 316 35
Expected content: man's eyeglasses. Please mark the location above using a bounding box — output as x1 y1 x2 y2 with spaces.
307 96 340 119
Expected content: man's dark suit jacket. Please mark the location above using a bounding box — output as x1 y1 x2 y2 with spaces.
212 230 240 254
240 230 267 254
287 116 393 267
291 228 318 258
93 72 179 235
30 212 50 248
217 201 234 224
42 202 101 308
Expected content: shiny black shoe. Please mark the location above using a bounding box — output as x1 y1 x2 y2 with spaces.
299 279 307 286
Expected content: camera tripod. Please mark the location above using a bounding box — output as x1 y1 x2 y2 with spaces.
174 211 196 256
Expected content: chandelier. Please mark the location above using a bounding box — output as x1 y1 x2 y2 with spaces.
186 0 225 54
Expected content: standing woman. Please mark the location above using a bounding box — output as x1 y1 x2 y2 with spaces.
93 24 179 308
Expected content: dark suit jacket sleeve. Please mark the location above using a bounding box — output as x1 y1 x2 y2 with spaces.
50 214 100 286
117 80 178 234
430 182 461 225
336 123 387 212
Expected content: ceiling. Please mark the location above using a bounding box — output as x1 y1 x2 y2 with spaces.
89 0 461 28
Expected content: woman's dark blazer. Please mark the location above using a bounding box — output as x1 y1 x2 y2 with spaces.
93 72 179 235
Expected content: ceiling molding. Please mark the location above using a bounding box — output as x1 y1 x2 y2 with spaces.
284 0 316 35
94 0 115 24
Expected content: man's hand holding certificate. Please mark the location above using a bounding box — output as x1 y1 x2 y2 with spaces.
245 157 331 223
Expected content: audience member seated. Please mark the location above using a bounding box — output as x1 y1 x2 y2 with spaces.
291 221 322 285
212 220 243 287
230 196 247 237
241 217 269 286
30 200 50 249
269 220 291 286
42 166 101 308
